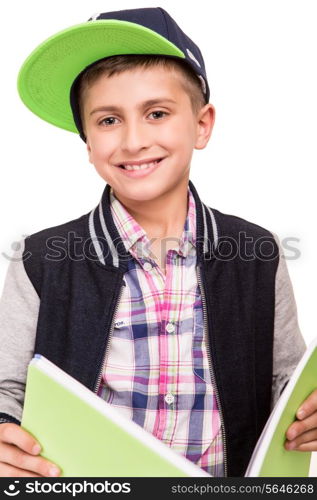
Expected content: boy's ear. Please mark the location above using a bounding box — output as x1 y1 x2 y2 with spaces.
194 103 216 150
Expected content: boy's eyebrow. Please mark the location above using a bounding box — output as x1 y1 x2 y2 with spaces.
89 98 177 116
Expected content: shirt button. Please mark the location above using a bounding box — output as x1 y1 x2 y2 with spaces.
143 262 153 271
166 322 175 333
165 393 174 405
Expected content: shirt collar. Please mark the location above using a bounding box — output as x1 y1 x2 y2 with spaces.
109 184 197 262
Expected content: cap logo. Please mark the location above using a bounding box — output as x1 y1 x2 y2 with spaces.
90 12 101 21
186 48 201 68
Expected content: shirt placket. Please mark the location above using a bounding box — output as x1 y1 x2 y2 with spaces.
155 250 178 442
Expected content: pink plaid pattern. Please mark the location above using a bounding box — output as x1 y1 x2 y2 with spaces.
96 184 224 476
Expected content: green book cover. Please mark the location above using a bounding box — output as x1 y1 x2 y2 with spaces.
21 355 210 477
245 338 317 477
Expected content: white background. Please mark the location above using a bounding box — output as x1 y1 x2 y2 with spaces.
0 0 316 474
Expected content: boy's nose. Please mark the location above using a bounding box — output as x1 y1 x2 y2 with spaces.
120 122 152 153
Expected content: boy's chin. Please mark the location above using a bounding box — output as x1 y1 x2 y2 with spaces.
111 183 172 203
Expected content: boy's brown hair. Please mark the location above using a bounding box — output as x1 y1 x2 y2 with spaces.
77 54 207 132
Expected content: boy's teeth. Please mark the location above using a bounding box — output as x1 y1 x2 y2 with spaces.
123 160 159 171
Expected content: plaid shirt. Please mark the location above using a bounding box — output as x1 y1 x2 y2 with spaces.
97 185 224 476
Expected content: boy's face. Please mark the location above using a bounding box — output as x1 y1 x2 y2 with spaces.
82 66 214 205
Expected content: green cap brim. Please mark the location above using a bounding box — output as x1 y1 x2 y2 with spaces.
17 20 185 134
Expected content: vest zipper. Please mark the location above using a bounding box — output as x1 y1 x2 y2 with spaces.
93 280 126 394
196 264 228 477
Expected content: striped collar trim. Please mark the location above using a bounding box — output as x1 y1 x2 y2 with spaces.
88 179 219 270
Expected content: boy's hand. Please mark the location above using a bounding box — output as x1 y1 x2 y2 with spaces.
0 423 61 477
285 389 317 451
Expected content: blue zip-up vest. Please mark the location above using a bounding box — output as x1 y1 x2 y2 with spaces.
2 179 279 476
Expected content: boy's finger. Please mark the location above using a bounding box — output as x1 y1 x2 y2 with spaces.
285 428 317 450
286 412 317 441
0 424 41 456
286 439 317 453
0 462 43 477
0 442 60 477
296 389 317 420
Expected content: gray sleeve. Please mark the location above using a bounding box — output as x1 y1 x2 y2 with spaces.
0 239 40 423
270 232 307 410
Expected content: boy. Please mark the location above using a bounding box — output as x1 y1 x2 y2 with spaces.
0 7 315 478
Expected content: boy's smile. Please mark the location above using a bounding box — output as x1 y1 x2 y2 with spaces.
113 156 165 178
82 65 214 237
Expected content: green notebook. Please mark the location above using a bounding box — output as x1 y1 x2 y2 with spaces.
21 355 210 477
245 338 317 477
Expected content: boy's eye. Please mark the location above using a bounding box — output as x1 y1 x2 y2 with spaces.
99 117 119 126
148 110 168 119
98 110 168 126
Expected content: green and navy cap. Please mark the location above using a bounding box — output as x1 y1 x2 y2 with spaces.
17 7 210 143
